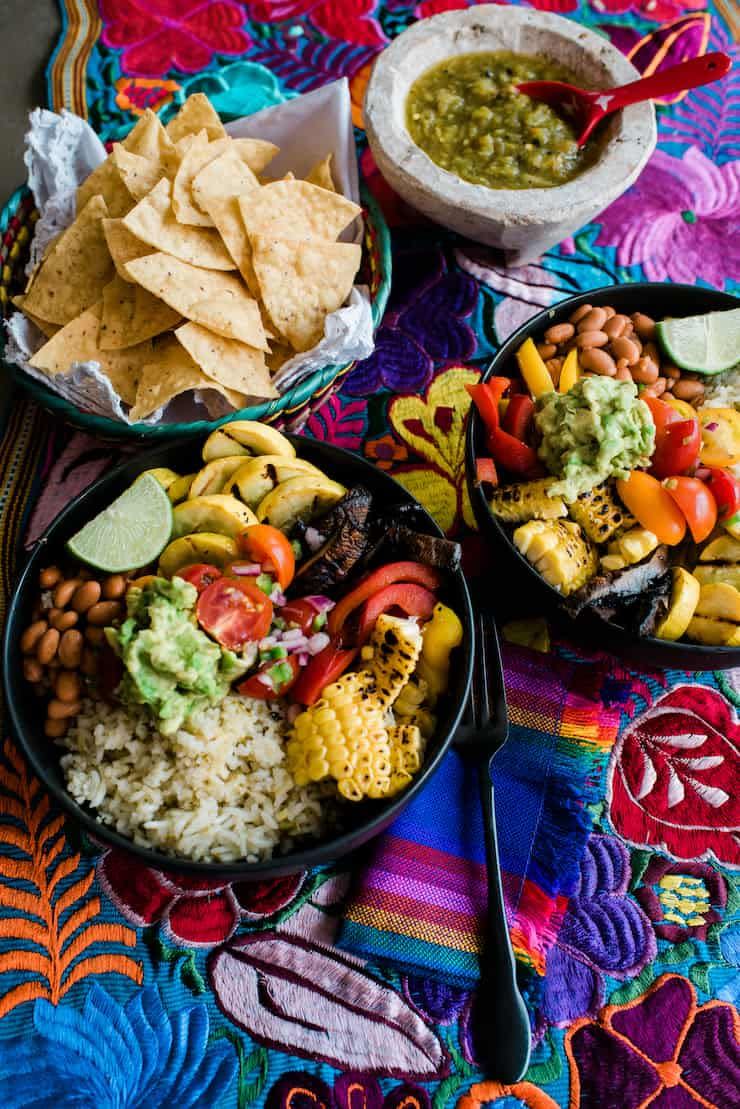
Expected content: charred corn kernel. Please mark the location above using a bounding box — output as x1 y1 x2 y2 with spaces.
365 614 423 709
514 519 597 595
415 603 463 707
559 348 579 393
488 479 566 523
404 707 436 739
569 485 633 544
516 337 555 398
600 527 659 572
388 724 424 780
394 673 429 718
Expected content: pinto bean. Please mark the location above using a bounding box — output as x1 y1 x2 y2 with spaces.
673 378 705 401
575 330 609 349
580 348 616 376
102 575 127 600
47 698 81 721
50 609 78 632
615 366 633 382
55 670 82 703
537 342 557 360
632 357 660 385
544 322 575 345
632 313 656 340
58 629 83 669
603 306 616 319
603 314 629 340
664 363 681 380
545 358 563 383
610 336 640 366
72 580 101 613
569 303 593 324
23 658 44 683
21 620 48 655
52 578 81 608
85 626 106 646
86 601 122 626
44 718 68 739
36 627 60 665
576 307 608 333
39 566 62 589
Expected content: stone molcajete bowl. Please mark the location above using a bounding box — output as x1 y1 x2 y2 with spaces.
364 8 657 265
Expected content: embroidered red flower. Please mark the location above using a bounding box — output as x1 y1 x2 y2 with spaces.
607 685 740 868
590 0 706 24
101 0 252 78
98 848 303 946
247 0 387 48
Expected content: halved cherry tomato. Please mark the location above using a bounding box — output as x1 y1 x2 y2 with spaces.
174 563 223 593
356 582 437 643
663 476 718 543
281 598 321 635
704 468 740 522
466 378 510 434
488 426 542 477
475 457 498 487
291 643 357 706
502 394 535 442
237 655 300 700
643 396 700 478
238 524 295 590
328 561 442 637
616 472 686 546
197 578 273 649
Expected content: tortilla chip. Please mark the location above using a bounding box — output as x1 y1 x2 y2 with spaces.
122 178 235 270
12 295 60 338
102 218 152 282
172 132 231 227
23 195 114 326
175 321 277 398
99 274 181 350
232 138 279 175
266 342 293 374
239 180 360 247
125 252 269 350
191 146 260 208
76 157 133 218
166 94 227 143
305 154 336 193
28 303 152 405
122 109 177 165
129 335 244 421
111 145 167 202
251 236 361 352
201 196 259 296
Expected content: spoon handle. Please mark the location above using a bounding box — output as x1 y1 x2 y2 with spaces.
603 52 731 112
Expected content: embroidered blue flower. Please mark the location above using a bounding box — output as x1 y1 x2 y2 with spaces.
0 984 237 1107
179 61 291 121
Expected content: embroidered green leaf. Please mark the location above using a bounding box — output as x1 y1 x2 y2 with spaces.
689 962 711 994
662 940 695 965
433 1074 469 1109
608 965 655 1005
143 928 205 995
526 1030 563 1085
628 849 654 892
211 1029 268 1109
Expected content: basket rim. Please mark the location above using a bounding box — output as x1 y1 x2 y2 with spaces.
1 181 391 438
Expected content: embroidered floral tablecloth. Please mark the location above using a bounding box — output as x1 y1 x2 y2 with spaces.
0 1 739 1106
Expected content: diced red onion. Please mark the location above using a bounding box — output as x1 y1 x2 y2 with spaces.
229 561 261 576
305 527 325 552
282 627 305 643
257 671 273 687
271 587 287 606
297 653 309 667
259 635 280 650
285 636 309 653
705 421 719 432
307 632 330 655
286 703 302 724
304 595 335 613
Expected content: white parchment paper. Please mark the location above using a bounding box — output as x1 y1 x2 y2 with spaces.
5 80 374 425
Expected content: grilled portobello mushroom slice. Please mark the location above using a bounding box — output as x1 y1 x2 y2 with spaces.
566 545 670 619
293 486 373 592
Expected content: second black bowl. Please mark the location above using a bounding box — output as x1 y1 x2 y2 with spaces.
466 281 740 671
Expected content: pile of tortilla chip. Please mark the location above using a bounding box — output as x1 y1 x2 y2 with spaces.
13 94 363 422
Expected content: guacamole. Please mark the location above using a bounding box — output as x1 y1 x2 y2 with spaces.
108 576 247 735
405 51 602 190
535 377 655 502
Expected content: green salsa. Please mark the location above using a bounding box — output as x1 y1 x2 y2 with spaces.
406 51 601 189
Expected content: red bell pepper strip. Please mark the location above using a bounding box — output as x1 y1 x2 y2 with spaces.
291 642 357 705
488 426 541 476
502 394 535 442
328 561 442 637
475 457 499 487
466 378 510 434
704 467 740 521
356 583 437 643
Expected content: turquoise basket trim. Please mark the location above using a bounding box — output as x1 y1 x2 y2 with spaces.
1 182 391 439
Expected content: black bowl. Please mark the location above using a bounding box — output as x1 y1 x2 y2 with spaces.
3 434 473 877
466 281 740 671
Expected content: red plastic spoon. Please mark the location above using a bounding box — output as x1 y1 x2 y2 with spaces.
516 52 732 146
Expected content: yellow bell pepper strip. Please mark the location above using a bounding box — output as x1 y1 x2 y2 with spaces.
559 348 579 393
416 603 463 706
516 337 555 398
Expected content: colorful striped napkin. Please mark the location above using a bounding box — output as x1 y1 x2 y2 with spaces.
337 644 621 986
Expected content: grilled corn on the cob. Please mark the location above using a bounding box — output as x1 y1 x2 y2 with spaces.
694 535 740 591
600 527 660 572
488 479 566 523
514 519 597 594
363 614 423 709
568 484 635 544
387 724 425 794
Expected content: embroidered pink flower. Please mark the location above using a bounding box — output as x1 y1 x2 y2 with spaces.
595 146 740 287
101 0 252 78
98 848 303 946
606 685 740 868
248 0 387 48
590 0 705 24
415 0 577 18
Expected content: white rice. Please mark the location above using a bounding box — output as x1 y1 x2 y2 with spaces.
703 367 740 410
61 695 332 863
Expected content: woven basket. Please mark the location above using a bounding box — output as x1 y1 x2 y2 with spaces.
0 183 391 439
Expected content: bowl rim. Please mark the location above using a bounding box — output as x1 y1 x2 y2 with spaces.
3 433 474 876
365 7 656 220
465 280 740 666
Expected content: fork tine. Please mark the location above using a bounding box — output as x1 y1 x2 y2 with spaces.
479 606 509 737
476 610 491 729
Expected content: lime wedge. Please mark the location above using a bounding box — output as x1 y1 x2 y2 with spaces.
67 473 173 572
656 308 740 375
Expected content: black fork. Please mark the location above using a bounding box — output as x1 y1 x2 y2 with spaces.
454 607 531 1082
